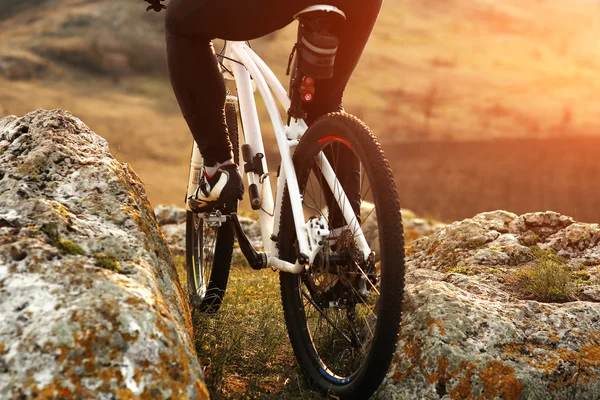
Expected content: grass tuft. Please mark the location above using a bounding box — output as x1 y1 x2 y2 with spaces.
512 247 574 302
520 233 540 247
447 265 475 275
571 268 592 285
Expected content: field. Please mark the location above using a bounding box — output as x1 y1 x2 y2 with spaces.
387 137 600 223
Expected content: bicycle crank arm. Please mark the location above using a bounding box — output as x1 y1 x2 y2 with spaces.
229 213 267 270
267 256 302 274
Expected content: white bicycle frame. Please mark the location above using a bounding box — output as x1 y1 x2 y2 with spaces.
186 16 371 274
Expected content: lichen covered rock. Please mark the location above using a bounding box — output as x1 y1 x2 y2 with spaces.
378 211 600 399
0 110 207 399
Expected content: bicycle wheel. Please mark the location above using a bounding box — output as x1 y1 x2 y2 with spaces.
279 113 405 399
185 99 240 313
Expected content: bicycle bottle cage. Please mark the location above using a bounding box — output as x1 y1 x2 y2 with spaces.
294 6 345 80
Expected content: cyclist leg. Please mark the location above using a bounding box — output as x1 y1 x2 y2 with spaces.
165 0 309 165
166 0 320 210
301 0 384 228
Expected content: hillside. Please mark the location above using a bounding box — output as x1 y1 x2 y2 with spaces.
1 0 600 216
4 0 599 138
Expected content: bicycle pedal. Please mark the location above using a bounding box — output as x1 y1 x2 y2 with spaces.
205 212 228 227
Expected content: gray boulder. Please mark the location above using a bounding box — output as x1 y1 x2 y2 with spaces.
378 211 600 400
0 109 207 399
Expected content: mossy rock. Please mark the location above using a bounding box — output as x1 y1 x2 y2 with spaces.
94 252 121 272
56 239 85 256
41 223 86 255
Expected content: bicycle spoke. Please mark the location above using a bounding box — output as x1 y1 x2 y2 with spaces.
302 290 353 346
306 173 320 210
360 168 371 201
352 262 381 296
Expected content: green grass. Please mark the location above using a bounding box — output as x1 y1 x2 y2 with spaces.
191 265 327 400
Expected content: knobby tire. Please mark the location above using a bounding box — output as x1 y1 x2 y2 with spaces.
279 112 405 399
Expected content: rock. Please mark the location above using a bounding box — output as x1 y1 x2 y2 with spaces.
154 206 187 257
154 204 186 226
160 223 187 257
238 214 263 250
402 212 445 244
377 210 600 399
0 109 207 399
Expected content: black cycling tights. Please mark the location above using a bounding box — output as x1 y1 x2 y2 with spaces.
165 0 383 165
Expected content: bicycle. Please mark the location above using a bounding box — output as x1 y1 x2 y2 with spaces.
184 5 405 399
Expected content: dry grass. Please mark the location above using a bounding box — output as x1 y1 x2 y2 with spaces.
174 255 327 398
0 77 191 207
190 266 327 400
3 75 599 225
362 0 600 141
511 248 574 302
4 0 600 141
